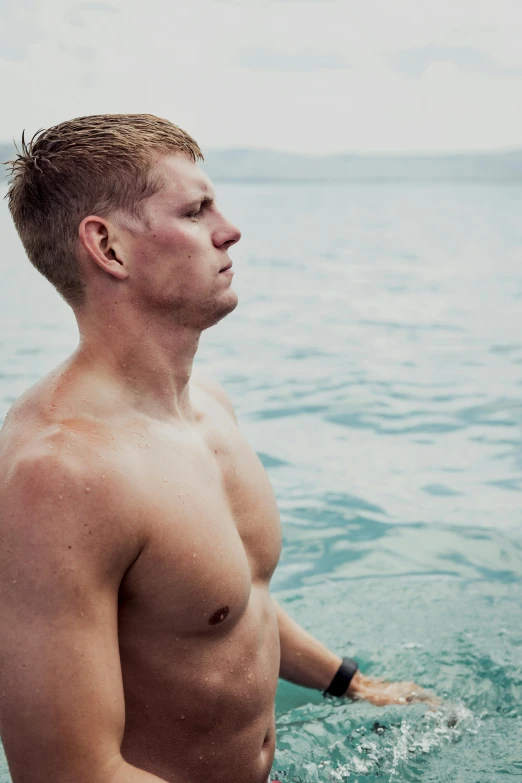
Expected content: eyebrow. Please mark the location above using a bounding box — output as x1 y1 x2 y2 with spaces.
184 193 215 211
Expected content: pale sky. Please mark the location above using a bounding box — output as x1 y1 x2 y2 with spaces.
2 0 522 153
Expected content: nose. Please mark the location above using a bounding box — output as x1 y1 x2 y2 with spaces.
213 215 241 250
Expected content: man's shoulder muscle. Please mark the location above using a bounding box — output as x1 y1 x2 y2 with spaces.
0 423 145 587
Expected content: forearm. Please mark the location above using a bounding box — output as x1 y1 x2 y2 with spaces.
274 598 343 691
273 599 437 707
109 759 170 783
105 758 169 783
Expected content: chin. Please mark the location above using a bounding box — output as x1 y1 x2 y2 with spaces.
201 290 239 331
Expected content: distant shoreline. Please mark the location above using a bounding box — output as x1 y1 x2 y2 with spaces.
2 144 522 183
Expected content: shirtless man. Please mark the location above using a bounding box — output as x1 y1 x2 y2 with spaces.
0 115 429 783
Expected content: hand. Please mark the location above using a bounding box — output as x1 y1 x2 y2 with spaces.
346 671 440 708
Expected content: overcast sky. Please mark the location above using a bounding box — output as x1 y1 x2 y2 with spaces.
2 0 522 153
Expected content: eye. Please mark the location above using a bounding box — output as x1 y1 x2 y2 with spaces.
186 206 202 219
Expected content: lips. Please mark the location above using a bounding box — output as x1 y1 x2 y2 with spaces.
219 261 233 272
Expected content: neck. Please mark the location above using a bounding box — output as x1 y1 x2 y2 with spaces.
73 302 202 420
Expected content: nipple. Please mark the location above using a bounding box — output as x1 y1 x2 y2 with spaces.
208 606 230 625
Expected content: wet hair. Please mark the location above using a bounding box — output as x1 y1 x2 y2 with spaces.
5 114 203 305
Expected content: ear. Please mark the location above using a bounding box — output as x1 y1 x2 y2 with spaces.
78 215 129 281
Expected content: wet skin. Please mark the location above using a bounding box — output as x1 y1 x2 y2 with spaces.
0 150 433 783
0 370 282 783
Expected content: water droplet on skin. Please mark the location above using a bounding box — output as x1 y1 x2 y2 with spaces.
204 677 208 681
58 495 63 500
85 487 91 493
180 715 185 720
192 552 196 558
12 580 17 585
101 475 106 480
164 478 168 482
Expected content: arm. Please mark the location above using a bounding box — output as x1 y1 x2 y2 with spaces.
274 599 435 706
0 447 168 783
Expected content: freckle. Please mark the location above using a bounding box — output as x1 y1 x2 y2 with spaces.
68 545 72 549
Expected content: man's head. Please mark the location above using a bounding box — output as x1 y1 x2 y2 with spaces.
6 114 241 328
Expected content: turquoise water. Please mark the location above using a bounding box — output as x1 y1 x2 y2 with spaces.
1 181 521 781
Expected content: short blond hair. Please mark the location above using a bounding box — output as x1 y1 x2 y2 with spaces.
6 114 203 305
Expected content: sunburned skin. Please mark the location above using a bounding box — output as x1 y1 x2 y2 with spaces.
0 367 282 783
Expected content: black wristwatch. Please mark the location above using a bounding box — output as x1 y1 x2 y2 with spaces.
323 657 359 697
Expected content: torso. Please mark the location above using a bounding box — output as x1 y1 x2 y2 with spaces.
1 368 282 783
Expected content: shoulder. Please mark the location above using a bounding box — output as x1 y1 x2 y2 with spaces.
0 420 144 583
191 368 238 422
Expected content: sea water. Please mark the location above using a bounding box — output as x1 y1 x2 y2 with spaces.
0 180 521 782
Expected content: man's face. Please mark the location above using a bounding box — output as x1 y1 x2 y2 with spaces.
119 153 241 330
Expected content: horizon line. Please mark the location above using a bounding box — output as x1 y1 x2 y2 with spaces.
1 141 522 158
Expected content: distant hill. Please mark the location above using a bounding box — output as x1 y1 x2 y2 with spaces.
200 148 522 183
0 143 15 183
2 143 522 184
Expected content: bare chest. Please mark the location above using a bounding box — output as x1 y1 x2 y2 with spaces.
117 410 282 636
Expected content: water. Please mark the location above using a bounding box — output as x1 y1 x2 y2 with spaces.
1 181 521 781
